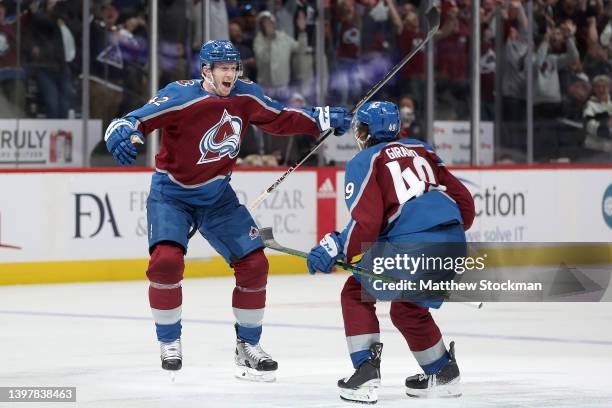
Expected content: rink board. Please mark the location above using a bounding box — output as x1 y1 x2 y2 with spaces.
0 166 610 284
0 255 306 285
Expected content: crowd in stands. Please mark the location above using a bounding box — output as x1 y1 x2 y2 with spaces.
0 0 610 164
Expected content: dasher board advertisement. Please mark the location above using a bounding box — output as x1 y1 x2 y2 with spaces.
0 119 102 168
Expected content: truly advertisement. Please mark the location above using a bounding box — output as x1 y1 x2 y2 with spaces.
0 119 102 167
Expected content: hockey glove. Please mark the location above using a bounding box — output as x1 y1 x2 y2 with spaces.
307 232 345 274
313 106 352 136
105 118 145 165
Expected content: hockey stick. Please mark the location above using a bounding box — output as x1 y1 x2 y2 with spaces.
259 227 398 283
247 7 440 212
259 227 456 305
261 227 487 309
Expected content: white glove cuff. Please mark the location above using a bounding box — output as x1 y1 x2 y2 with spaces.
316 106 331 132
104 119 136 142
320 233 339 257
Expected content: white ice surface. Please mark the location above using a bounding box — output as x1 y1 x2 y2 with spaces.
1 273 611 408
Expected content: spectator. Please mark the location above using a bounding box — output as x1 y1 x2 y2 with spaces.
330 0 361 106
284 92 317 164
480 0 500 43
534 21 579 159
480 0 500 121
560 60 591 117
24 0 76 118
435 0 470 119
534 22 579 115
583 74 612 151
583 42 611 78
89 1 125 128
159 0 189 84
270 0 298 38
598 2 612 48
388 0 425 114
398 95 424 140
253 10 304 100
533 0 556 42
501 0 528 154
229 21 257 80
192 0 229 46
291 7 316 101
481 42 496 121
583 17 612 78
360 0 391 54
0 0 27 118
557 60 591 155
553 0 591 55
115 11 148 114
210 0 230 40
234 3 259 49
358 0 394 99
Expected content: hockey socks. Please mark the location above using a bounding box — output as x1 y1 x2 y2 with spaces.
235 323 262 345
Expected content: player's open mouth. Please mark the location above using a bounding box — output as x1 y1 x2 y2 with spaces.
222 81 232 88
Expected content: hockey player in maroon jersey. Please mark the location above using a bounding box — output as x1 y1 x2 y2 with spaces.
104 40 351 382
307 101 475 402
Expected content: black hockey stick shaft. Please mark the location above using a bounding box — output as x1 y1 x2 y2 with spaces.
248 7 440 211
260 228 396 283
258 227 450 301
269 241 396 283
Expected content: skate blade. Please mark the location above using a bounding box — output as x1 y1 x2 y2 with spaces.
406 378 461 398
234 365 276 382
339 380 380 404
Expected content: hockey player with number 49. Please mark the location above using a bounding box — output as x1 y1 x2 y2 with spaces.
307 101 475 402
104 39 351 382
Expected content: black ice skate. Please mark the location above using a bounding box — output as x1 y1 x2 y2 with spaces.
234 338 278 382
338 343 383 404
405 341 461 398
160 338 182 381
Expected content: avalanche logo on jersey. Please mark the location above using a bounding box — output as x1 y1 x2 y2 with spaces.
198 109 243 164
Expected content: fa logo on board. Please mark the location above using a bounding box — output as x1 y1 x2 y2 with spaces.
198 109 243 164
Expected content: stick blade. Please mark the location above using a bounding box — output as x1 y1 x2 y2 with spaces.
259 227 286 252
425 7 440 32
258 227 275 245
